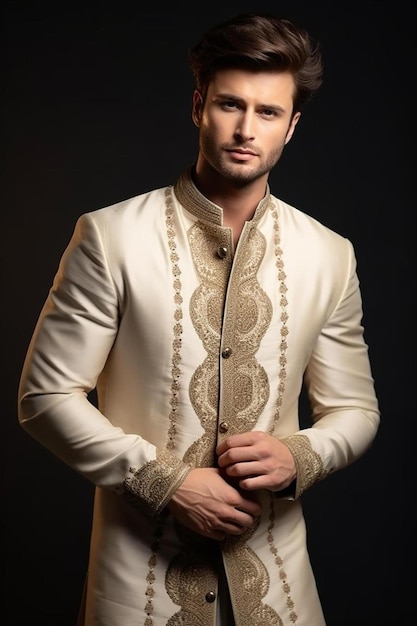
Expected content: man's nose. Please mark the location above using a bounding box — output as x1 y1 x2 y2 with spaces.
234 111 255 141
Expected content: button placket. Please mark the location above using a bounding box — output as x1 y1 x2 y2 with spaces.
216 236 233 441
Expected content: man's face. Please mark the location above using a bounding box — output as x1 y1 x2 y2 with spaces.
193 69 300 185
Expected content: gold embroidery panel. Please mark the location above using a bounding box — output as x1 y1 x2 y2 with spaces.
123 449 192 517
159 183 296 624
281 434 325 497
165 539 218 625
220 228 272 430
224 521 283 626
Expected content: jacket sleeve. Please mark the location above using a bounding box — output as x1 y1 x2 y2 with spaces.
17 213 192 516
282 239 380 498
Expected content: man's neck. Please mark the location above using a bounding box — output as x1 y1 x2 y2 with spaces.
192 164 268 244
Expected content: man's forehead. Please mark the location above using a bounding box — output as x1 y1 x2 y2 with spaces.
207 68 296 104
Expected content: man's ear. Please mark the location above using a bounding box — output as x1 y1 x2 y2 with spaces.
284 111 301 145
192 90 203 127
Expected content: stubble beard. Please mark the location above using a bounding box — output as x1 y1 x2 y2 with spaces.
199 131 285 186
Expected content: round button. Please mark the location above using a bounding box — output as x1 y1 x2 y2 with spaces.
221 347 232 358
205 591 216 603
217 246 228 259
219 422 229 433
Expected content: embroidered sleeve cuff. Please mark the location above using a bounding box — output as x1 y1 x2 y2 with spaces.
281 434 325 499
122 448 193 517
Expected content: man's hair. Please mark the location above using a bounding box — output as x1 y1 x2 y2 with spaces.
188 13 323 113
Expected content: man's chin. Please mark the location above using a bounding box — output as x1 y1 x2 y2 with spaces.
223 166 266 186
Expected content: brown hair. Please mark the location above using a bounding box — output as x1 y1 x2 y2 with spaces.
188 13 323 113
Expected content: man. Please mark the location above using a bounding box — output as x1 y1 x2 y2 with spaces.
18 12 380 626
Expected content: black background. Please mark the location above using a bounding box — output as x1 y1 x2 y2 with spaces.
3 1 414 624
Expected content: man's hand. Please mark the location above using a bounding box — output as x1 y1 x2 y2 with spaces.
216 431 296 492
167 467 261 541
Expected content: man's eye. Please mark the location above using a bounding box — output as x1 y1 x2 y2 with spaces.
261 109 277 117
222 101 240 110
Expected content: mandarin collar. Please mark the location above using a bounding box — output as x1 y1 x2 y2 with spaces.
173 166 272 226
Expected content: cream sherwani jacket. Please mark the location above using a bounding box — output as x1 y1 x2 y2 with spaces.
18 167 380 626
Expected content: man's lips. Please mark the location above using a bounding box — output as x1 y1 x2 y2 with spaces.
225 148 258 160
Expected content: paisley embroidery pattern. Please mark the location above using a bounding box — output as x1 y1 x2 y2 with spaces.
281 434 325 497
223 521 284 626
166 532 219 625
123 449 192 517
137 171 296 624
189 222 272 444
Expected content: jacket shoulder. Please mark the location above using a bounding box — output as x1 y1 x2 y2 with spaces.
274 196 346 240
83 185 170 224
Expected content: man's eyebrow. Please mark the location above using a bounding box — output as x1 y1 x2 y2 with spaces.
214 92 242 101
213 93 287 113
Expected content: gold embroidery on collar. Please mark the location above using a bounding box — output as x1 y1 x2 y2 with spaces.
174 166 271 226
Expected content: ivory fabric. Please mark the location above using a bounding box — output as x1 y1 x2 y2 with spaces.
18 167 380 625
